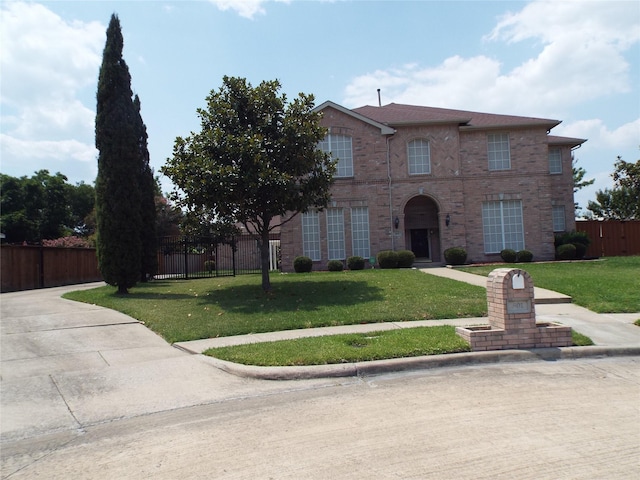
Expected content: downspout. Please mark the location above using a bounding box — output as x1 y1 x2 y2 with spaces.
387 135 394 250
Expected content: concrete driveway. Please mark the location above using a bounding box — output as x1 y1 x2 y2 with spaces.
1 276 639 479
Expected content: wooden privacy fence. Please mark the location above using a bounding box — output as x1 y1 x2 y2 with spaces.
576 220 640 258
0 245 102 293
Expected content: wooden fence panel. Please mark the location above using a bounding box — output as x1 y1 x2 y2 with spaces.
576 220 640 257
1 245 102 293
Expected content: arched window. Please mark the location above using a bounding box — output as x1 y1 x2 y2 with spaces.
408 139 431 175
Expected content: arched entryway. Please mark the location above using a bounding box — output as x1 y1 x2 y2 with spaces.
403 195 441 262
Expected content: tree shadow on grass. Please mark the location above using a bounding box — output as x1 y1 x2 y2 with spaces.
199 278 386 315
103 281 201 301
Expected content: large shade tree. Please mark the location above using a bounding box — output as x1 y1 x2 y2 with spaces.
587 157 640 220
95 14 144 294
162 76 335 291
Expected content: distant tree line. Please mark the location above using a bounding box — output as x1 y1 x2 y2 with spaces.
0 169 183 245
0 170 95 244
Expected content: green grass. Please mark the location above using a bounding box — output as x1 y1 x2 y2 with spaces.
459 256 640 313
204 327 595 366
571 330 595 346
63 269 487 343
204 326 471 366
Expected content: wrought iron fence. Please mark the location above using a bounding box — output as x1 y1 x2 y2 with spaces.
157 234 280 279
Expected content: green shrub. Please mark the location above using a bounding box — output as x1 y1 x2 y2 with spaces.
327 260 344 272
377 250 399 269
500 249 517 263
293 256 313 273
444 247 467 265
204 260 216 272
555 230 590 248
347 256 365 270
516 250 533 263
396 250 416 268
572 242 587 259
556 243 576 260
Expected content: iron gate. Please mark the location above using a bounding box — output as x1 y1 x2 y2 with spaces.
156 234 280 279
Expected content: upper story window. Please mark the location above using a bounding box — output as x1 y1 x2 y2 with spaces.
548 148 562 174
487 133 511 171
408 139 431 175
319 134 353 177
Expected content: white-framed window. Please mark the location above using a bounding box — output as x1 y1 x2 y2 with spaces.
326 208 345 260
351 207 370 258
319 134 353 177
487 133 511 171
549 148 562 174
301 210 320 261
552 205 566 232
408 139 431 175
482 200 524 253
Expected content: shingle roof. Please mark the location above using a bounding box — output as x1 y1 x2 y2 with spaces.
352 103 561 129
547 135 587 147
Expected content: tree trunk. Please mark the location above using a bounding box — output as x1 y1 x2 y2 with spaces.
260 229 272 292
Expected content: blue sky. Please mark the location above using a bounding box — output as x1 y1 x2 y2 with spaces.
1 0 639 215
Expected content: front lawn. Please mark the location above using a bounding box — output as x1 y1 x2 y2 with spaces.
459 256 640 313
64 269 487 343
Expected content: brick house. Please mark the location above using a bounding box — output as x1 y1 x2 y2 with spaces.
279 101 586 271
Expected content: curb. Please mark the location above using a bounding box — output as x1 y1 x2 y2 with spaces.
200 346 640 381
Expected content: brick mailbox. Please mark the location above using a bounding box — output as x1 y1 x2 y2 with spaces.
456 268 572 351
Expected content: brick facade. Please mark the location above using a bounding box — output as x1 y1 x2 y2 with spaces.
280 102 585 272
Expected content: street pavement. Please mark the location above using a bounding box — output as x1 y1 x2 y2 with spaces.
1 268 639 478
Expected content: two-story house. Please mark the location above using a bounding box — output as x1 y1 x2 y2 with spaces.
279 101 586 270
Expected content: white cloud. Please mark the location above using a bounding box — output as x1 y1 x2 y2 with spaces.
487 0 640 49
343 0 639 115
1 134 97 164
0 2 104 176
555 118 640 153
208 0 267 19
207 0 291 19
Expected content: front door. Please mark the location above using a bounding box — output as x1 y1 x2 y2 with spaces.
410 229 430 258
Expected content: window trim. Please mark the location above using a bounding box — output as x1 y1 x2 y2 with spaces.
319 133 353 178
548 148 562 174
552 205 566 232
326 208 346 260
407 138 431 175
351 206 370 259
301 210 321 261
487 133 511 171
482 199 525 253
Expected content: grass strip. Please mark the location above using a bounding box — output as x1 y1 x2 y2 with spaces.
204 326 594 366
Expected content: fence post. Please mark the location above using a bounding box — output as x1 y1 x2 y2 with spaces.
38 245 45 288
183 237 189 280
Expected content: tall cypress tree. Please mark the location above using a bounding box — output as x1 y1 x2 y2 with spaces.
95 14 142 294
133 94 158 281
